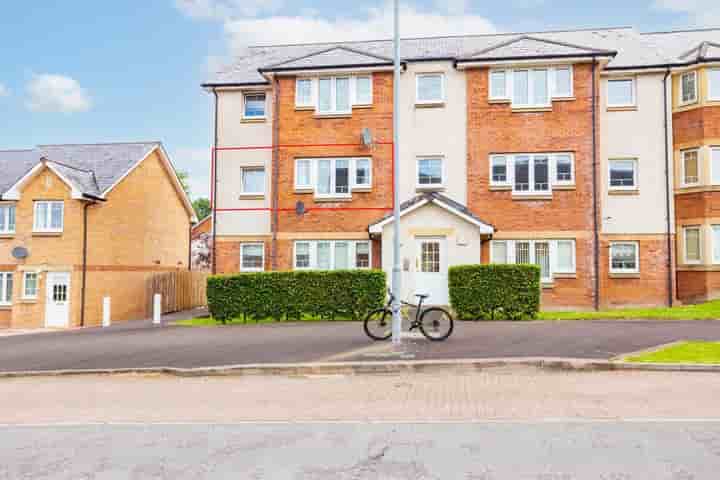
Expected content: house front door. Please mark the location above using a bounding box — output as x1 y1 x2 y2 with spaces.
414 237 448 305
45 272 71 328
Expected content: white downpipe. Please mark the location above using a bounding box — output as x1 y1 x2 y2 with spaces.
153 294 162 325
102 297 111 327
391 0 402 345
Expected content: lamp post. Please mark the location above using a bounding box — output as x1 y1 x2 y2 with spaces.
391 0 402 345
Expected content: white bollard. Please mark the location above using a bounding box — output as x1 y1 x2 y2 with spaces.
102 297 111 327
153 293 162 325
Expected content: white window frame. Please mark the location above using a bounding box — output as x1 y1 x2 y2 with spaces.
489 155 510 187
293 240 371 270
551 66 574 99
709 68 720 102
33 201 64 233
609 241 640 274
315 158 352 199
0 204 15 234
294 158 314 190
490 66 573 104
415 73 445 105
489 153 575 194
606 77 636 108
352 75 373 106
317 76 352 115
295 158 372 196
490 239 576 281
22 272 38 299
680 71 698 106
681 148 701 187
512 154 551 195
240 243 265 272
608 158 639 191
353 158 372 189
553 153 575 186
416 156 445 189
295 78 315 108
711 147 720 185
555 239 577 274
683 226 702 265
239 166 266 196
0 272 12 306
512 68 551 108
489 69 509 101
712 225 720 264
242 92 267 120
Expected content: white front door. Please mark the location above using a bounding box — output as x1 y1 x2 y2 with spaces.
414 237 448 305
45 272 71 328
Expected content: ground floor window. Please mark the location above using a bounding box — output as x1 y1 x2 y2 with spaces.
609 241 639 274
0 272 13 305
23 272 38 299
490 239 575 282
294 240 371 270
683 226 702 264
240 243 265 272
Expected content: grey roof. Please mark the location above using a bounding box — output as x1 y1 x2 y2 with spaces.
206 26 687 86
641 28 720 65
261 46 392 72
369 192 493 230
460 36 615 61
0 142 160 199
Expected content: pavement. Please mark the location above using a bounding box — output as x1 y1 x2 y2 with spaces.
2 312 720 372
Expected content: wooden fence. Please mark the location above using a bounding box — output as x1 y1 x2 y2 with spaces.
146 271 209 316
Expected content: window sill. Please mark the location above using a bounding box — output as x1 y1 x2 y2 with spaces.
416 186 445 193
33 232 62 237
553 273 577 279
0 305 10 310
607 105 637 112
352 104 373 109
541 282 555 289
241 117 266 124
314 196 352 203
294 188 314 194
352 186 372 193
489 185 512 191
295 106 315 111
512 193 552 201
488 98 511 104
608 189 639 196
552 96 576 102
238 194 265 200
0 234 15 239
512 106 552 113
314 113 352 119
415 102 445 109
19 298 37 304
609 272 641 279
553 184 576 191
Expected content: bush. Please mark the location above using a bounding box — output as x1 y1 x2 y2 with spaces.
448 264 541 321
207 270 386 323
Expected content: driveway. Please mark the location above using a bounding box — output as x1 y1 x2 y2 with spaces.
2 317 720 372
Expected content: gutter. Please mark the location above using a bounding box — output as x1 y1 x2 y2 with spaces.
211 88 219 275
80 194 105 328
591 58 600 311
663 68 674 306
271 76 281 271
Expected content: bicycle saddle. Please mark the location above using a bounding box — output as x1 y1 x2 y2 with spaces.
415 293 430 299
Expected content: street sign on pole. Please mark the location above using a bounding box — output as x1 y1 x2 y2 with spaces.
391 0 402 345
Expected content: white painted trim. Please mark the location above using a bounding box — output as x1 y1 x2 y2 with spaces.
712 225 720 265
351 75 373 106
241 91 268 120
369 199 430 233
0 271 12 306
415 156 445 189
292 239 372 270
551 65 574 99
683 226 702 265
22 271 38 300
606 77 636 108
2 162 83 201
712 147 720 186
680 148 701 188
33 201 64 234
415 72 445 105
609 241 640 274
239 166 266 196
456 56 613 69
295 78 315 108
679 70 698 106
239 242 265 272
608 158 639 192
488 69 510 101
0 203 16 234
709 68 720 102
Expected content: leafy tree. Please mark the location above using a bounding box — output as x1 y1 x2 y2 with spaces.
177 170 191 197
193 198 211 220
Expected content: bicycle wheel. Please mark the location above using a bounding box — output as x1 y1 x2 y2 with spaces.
419 307 454 341
364 308 393 341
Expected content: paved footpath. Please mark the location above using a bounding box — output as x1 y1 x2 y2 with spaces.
2 318 720 371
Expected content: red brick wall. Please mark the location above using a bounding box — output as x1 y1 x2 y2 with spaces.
675 191 720 220
678 270 720 303
673 106 720 145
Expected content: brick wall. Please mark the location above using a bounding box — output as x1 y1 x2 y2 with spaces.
673 106 720 145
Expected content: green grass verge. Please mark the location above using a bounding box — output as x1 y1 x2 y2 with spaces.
625 341 720 364
537 300 720 321
174 313 356 326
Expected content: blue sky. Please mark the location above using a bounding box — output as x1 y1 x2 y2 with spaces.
0 1 716 199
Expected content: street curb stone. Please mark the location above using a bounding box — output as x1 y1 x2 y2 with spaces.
1 357 719 378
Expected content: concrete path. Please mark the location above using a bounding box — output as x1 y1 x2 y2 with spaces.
2 317 720 372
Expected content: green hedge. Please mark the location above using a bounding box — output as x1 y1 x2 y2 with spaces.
448 264 541 320
207 270 386 322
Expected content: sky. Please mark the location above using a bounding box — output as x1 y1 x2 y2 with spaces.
1 1 718 200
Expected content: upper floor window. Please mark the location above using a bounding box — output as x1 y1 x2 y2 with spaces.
354 76 372 105
491 155 508 183
712 147 720 185
295 157 372 198
0 204 15 234
417 157 444 188
607 78 635 107
710 68 720 102
489 66 573 106
416 73 444 105
240 243 265 272
296 76 373 111
489 153 574 195
240 167 265 196
610 241 639 274
296 78 314 107
0 272 12 305
681 149 700 186
243 93 266 119
33 201 63 233
680 71 698 105
491 239 576 282
608 158 638 191
294 240 371 270
318 76 351 114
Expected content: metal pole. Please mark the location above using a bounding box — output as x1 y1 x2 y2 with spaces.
391 0 402 345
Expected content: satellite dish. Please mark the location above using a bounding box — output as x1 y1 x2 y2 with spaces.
361 128 373 148
295 201 305 216
12 246 29 260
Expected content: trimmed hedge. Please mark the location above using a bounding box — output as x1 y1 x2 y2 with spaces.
207 270 386 322
448 264 541 320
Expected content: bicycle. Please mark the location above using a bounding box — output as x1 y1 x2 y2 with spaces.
364 289 454 342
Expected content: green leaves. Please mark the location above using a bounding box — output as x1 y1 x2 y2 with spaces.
448 264 541 321
207 270 386 322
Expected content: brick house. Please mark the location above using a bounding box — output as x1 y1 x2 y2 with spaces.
0 143 196 328
203 26 720 309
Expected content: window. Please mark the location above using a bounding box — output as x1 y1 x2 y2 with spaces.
295 159 312 189
0 204 15 234
23 272 38 299
243 93 266 119
0 272 12 305
513 69 550 107
416 73 444 104
240 167 265 195
489 153 575 193
34 201 63 233
608 159 638 190
354 76 372 105
681 71 698 105
713 147 720 185
295 78 314 107
553 66 573 98
295 158 371 196
710 69 720 102
240 243 264 272
610 242 639 274
490 66 572 104
354 158 371 188
682 149 700 186
713 225 720 264
555 154 574 184
607 78 635 107
489 70 507 100
417 157 443 188
514 155 549 194
318 76 351 114
294 240 371 270
317 158 350 197
684 226 702 264
490 240 575 281
490 155 509 185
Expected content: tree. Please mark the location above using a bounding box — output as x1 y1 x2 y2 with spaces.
193 198 211 221
177 171 191 197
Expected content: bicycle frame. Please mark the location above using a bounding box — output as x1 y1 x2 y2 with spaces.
386 290 424 326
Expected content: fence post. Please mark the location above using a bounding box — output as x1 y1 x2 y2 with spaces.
153 293 162 325
102 297 111 327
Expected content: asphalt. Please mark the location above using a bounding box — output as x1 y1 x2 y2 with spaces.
2 314 720 372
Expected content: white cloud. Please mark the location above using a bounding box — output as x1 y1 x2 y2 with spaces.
25 74 92 113
172 147 211 200
0 83 9 97
655 0 720 26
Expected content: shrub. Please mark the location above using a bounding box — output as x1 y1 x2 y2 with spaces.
448 264 541 320
207 270 386 323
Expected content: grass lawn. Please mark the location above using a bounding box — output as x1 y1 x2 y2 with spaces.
538 300 720 321
174 313 356 326
624 341 720 364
